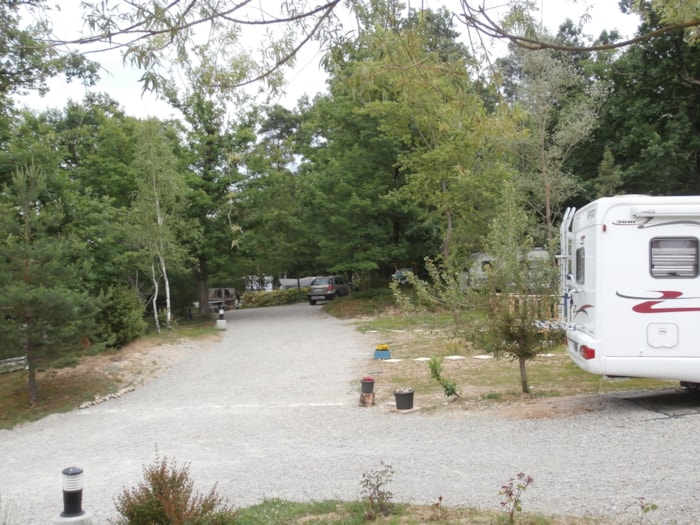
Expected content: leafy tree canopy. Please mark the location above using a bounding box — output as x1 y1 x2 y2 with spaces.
0 0 99 102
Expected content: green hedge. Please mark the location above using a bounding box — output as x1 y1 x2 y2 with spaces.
240 288 307 308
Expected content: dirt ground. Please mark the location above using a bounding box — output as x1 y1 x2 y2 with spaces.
44 334 221 408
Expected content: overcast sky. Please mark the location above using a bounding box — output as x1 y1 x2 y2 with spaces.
15 0 641 120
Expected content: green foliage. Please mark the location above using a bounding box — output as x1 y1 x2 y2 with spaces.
0 1 99 102
240 289 306 308
594 147 624 198
230 499 371 525
48 355 80 369
360 461 395 520
129 118 200 333
390 258 469 318
588 24 700 197
428 356 461 398
0 164 100 404
345 8 512 263
232 105 316 284
503 43 606 240
113 452 231 525
632 0 700 43
98 286 148 348
163 64 242 316
323 288 396 319
469 182 560 394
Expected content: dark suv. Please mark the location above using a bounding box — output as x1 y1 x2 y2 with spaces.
307 275 352 305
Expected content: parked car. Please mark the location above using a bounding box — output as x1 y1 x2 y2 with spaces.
391 268 413 285
307 275 352 305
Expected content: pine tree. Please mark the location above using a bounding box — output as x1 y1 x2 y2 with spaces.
0 164 98 404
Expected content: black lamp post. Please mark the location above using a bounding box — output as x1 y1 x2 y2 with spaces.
61 467 84 517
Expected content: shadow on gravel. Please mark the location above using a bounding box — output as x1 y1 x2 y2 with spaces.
622 388 700 417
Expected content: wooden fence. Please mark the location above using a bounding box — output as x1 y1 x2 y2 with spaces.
0 355 28 374
492 293 560 321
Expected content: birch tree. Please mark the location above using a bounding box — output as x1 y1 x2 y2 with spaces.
129 119 199 332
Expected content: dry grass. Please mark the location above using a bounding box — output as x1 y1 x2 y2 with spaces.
355 316 677 416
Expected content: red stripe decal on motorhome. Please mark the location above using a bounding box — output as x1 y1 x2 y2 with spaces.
617 290 700 313
574 304 593 317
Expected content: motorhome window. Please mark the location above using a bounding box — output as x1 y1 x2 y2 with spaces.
575 248 585 284
650 237 698 278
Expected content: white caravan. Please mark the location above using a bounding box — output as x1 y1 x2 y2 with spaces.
560 195 700 386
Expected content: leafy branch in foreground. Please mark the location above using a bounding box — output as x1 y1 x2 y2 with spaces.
635 496 658 525
428 356 461 399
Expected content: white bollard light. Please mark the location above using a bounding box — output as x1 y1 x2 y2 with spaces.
216 305 227 330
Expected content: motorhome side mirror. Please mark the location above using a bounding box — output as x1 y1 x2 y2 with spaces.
566 273 574 282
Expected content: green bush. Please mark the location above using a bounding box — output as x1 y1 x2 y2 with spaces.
113 453 232 525
240 288 306 308
98 286 147 348
324 288 396 318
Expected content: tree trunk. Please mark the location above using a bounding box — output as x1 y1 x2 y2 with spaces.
197 256 209 317
519 357 530 394
158 252 172 332
151 262 161 333
27 348 37 406
441 179 453 259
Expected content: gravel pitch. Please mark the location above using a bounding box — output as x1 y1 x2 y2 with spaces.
1 303 699 524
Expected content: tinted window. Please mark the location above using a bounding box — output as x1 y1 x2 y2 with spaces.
575 247 585 285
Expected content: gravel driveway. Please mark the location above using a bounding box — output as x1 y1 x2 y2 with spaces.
1 303 700 524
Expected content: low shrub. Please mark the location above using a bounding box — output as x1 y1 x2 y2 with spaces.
240 289 306 308
98 286 147 348
113 453 232 525
360 461 395 520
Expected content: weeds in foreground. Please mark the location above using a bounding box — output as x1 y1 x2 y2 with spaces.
0 496 16 525
430 495 444 521
499 472 534 524
360 461 395 520
635 496 658 525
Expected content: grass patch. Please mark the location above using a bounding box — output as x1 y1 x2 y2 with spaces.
353 299 678 409
0 366 115 429
0 318 219 430
225 498 614 524
324 289 398 319
166 317 220 339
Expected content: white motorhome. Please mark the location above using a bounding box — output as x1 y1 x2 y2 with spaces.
560 195 700 386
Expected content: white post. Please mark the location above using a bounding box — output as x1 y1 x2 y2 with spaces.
216 305 227 330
